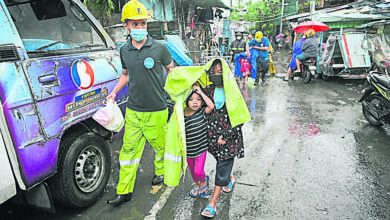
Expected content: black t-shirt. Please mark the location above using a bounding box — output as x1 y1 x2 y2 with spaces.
120 36 172 112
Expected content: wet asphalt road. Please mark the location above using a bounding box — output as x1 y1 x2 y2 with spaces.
158 76 390 220
2 69 390 219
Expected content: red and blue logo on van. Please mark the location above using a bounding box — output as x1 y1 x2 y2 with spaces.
71 60 95 89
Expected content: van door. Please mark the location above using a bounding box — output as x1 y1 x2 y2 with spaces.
7 0 120 139
0 102 17 203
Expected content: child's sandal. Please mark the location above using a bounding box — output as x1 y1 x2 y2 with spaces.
199 176 209 197
201 205 216 218
189 186 199 198
222 179 234 193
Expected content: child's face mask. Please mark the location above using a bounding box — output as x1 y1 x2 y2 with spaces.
209 75 223 86
209 62 223 86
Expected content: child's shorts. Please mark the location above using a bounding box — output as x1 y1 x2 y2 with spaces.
296 53 306 61
215 158 234 186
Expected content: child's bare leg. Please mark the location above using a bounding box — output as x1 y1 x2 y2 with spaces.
199 178 207 194
295 59 301 72
285 68 291 80
222 175 234 192
203 186 222 215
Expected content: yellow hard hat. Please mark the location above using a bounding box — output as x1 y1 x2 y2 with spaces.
121 0 151 22
304 29 315 37
255 31 263 41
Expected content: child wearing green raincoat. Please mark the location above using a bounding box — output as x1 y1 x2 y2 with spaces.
164 58 250 219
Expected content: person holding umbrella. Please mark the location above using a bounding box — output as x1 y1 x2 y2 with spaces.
294 29 319 73
292 21 329 74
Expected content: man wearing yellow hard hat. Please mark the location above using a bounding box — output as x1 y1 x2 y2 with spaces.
106 0 174 206
246 31 270 85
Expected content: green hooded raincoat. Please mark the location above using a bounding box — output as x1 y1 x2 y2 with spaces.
163 59 251 186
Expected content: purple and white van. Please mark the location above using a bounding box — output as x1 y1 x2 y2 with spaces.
0 0 127 209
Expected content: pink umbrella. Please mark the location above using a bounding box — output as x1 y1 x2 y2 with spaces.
276 33 285 39
293 21 330 33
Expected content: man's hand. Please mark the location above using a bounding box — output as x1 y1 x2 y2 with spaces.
106 91 116 103
166 62 174 73
247 52 251 58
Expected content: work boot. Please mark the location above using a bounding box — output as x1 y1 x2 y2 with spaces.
106 193 132 207
152 175 164 186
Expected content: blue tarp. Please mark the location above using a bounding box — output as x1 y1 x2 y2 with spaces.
162 41 193 66
234 50 259 79
234 53 246 77
165 35 188 53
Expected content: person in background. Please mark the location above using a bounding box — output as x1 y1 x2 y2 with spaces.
230 31 246 63
284 33 306 81
294 29 319 73
268 42 276 75
246 31 270 85
106 0 174 207
239 56 251 82
246 34 253 46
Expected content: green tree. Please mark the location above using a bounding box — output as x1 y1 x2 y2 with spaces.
230 0 281 36
84 0 114 26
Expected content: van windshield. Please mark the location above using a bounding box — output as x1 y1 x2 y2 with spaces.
7 0 106 54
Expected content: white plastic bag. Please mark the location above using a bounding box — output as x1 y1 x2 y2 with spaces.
93 100 124 132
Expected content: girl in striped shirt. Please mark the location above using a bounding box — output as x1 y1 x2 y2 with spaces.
184 84 214 197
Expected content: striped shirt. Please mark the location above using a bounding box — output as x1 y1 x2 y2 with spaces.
184 108 208 158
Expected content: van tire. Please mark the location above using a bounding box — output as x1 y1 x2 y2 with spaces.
50 132 111 208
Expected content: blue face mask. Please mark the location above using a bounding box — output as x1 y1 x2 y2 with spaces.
130 29 148 41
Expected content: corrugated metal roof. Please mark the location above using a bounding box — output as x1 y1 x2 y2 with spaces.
285 1 390 23
284 4 350 22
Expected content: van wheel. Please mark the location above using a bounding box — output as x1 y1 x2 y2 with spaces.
50 133 111 208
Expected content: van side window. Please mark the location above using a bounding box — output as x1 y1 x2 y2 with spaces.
7 0 106 55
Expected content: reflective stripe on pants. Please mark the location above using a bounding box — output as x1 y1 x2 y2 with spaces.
116 108 168 194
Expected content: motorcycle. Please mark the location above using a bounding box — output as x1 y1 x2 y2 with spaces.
289 58 316 84
359 69 390 126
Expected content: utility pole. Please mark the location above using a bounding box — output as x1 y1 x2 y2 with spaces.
280 0 285 34
310 0 316 15
161 0 168 32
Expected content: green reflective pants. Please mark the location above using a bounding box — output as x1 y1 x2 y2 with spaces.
116 108 168 194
